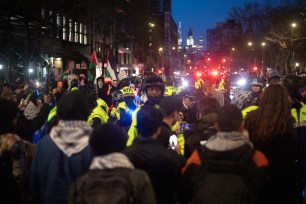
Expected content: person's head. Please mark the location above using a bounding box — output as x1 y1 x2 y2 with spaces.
112 80 118 87
137 106 163 138
202 79 217 95
142 75 165 99
70 79 79 90
90 124 126 157
245 84 292 142
0 97 19 135
2 82 10 92
96 77 104 89
57 91 90 121
118 78 131 89
250 77 263 93
268 75 281 85
13 84 24 95
282 75 304 104
216 104 243 132
129 83 136 90
180 87 196 109
81 82 98 110
159 96 181 126
198 96 220 119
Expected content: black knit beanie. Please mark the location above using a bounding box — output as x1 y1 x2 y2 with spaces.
89 124 127 156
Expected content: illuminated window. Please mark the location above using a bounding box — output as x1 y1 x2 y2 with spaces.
56 14 61 26
69 19 73 42
79 23 83 44
84 25 87 44
74 22 78 42
62 16 67 40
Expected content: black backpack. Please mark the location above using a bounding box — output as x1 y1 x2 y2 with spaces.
192 146 253 204
71 168 134 204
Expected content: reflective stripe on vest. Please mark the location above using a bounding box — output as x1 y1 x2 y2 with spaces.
241 105 259 119
48 106 57 122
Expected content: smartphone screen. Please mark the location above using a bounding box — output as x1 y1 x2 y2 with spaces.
169 135 178 149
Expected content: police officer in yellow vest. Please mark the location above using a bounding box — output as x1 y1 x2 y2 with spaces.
164 85 174 96
194 78 204 90
110 84 136 130
126 76 184 153
83 82 109 127
164 77 175 96
283 75 306 200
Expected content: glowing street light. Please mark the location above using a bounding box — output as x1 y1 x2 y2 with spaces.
291 22 297 28
28 68 33 80
247 42 253 46
0 64 2 70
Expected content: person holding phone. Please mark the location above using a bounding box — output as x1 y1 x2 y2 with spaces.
158 95 182 152
124 106 186 204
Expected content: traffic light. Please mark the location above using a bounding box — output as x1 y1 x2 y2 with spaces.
158 70 162 75
252 66 258 72
222 58 226 63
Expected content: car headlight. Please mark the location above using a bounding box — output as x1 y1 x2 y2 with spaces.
182 81 188 87
237 79 246 86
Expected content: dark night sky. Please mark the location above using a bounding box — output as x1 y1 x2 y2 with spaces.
172 0 283 48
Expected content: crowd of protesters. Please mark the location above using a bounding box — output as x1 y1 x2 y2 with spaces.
0 71 306 204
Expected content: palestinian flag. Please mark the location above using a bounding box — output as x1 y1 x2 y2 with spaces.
88 51 97 81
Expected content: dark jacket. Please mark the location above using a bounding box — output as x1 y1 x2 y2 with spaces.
30 136 91 204
69 153 156 204
185 113 217 158
0 133 28 204
157 122 173 148
183 132 268 204
17 103 52 142
124 138 186 204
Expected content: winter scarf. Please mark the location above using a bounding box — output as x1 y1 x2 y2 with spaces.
205 131 253 151
90 153 134 170
50 120 92 157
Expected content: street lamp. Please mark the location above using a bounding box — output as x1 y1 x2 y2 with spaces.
29 68 33 80
0 64 2 70
247 42 253 47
